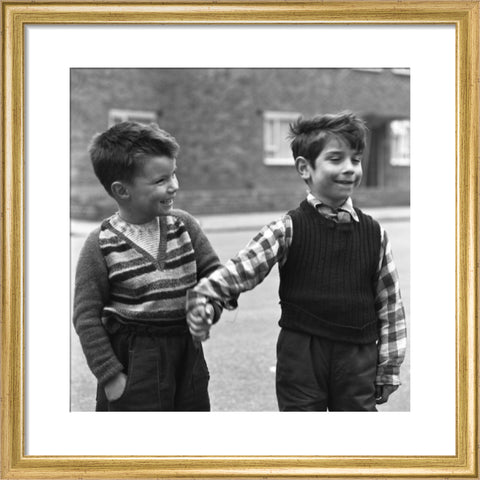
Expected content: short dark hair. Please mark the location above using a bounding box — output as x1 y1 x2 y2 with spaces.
288 111 368 166
88 121 180 196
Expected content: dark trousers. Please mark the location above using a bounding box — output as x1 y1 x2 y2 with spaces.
96 324 210 412
276 329 377 411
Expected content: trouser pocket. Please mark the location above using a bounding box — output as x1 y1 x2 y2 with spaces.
276 328 328 411
98 327 211 411
108 334 164 411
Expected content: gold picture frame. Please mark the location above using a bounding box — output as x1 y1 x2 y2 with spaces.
2 1 478 478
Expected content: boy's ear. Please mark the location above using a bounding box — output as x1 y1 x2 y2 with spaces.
110 181 130 200
295 156 312 181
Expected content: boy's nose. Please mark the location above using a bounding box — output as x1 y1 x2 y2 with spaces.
343 158 360 173
168 177 179 192
342 160 355 172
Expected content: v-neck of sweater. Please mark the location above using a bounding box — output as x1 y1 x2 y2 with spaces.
109 214 168 267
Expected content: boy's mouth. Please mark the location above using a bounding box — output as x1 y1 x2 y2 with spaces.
161 198 175 206
335 180 355 185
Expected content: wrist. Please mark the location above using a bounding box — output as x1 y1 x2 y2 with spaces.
103 370 125 387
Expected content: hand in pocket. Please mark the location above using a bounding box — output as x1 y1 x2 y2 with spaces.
104 372 127 402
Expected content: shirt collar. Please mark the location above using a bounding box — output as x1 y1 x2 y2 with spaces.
306 192 359 222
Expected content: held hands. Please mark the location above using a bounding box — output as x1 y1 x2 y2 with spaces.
187 297 214 342
375 384 399 404
104 372 127 402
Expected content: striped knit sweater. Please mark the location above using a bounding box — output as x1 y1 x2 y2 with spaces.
73 209 221 385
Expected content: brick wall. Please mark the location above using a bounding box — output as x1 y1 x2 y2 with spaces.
71 68 410 220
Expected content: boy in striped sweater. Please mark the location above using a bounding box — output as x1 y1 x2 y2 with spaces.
187 112 407 411
73 122 221 411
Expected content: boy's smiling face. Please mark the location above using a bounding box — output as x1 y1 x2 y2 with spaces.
297 136 363 207
119 155 178 224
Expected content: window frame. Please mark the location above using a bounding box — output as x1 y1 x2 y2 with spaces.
263 110 300 166
388 118 411 167
108 108 158 126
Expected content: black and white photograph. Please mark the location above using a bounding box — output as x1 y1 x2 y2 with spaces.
3 2 476 475
70 67 410 412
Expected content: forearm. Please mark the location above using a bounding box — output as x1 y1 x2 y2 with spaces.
376 302 407 385
375 229 407 385
73 306 124 385
192 216 291 309
183 211 224 321
73 230 124 385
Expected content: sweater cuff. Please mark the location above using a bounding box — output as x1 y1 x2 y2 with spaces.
95 359 125 386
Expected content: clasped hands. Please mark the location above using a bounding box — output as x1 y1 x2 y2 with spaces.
186 294 214 342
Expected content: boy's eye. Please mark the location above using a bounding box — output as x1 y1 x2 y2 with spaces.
352 157 362 164
156 172 176 184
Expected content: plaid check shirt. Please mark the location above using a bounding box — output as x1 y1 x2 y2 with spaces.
190 194 407 386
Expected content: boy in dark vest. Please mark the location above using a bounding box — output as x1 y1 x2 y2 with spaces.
187 111 407 411
73 121 221 411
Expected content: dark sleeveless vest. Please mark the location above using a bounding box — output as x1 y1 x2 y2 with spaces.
278 200 381 344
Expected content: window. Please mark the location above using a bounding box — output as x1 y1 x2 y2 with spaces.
389 119 410 166
263 111 300 166
108 109 158 127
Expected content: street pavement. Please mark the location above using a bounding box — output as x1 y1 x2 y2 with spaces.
71 206 410 236
71 207 410 412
